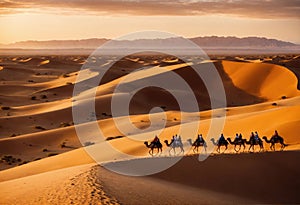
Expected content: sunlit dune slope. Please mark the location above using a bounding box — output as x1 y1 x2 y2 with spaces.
222 60 300 100
0 55 300 172
1 58 299 138
1 95 299 172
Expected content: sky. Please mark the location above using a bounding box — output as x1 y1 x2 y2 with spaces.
0 0 300 44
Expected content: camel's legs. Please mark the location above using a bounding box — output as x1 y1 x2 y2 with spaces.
223 145 228 153
152 148 161 156
158 148 163 155
169 147 177 156
280 143 285 151
154 148 159 156
235 145 241 152
237 145 241 152
271 144 275 151
168 148 173 156
180 146 184 154
149 149 153 156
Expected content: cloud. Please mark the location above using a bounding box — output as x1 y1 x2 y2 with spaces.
0 0 300 19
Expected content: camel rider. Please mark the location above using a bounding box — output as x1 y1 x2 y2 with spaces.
250 132 255 142
152 135 160 145
174 134 180 146
171 135 175 144
254 131 260 142
178 135 182 144
239 133 243 140
197 134 204 143
175 134 179 141
219 133 226 143
234 133 239 142
273 130 279 140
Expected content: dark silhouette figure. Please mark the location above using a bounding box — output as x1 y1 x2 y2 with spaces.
246 132 264 152
187 134 207 153
211 134 228 153
227 136 246 152
144 135 163 156
262 130 287 151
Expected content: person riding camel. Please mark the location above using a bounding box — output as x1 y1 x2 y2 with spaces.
178 135 182 144
234 133 239 143
239 133 243 140
249 132 255 143
171 135 175 143
152 135 160 145
218 133 226 144
254 131 260 142
171 134 178 145
273 130 279 140
172 134 181 146
197 134 204 143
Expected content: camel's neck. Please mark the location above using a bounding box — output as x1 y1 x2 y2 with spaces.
211 139 217 146
245 139 251 144
165 141 171 146
227 139 233 144
264 137 271 143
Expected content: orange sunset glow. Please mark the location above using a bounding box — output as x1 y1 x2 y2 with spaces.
0 1 300 204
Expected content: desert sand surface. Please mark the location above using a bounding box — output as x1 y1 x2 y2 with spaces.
0 53 300 204
0 151 299 204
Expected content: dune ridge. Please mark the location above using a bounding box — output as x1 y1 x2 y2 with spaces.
0 54 300 204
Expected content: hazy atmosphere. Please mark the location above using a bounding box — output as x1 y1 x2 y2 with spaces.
0 1 300 204
0 0 300 44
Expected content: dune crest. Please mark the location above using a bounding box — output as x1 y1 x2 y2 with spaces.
222 60 300 100
0 54 300 204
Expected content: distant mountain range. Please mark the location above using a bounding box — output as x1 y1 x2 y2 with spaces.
190 36 296 47
0 36 298 49
0 38 108 49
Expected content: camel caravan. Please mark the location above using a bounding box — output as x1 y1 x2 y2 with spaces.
144 130 288 156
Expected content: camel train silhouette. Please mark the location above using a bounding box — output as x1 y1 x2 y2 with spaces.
144 131 287 156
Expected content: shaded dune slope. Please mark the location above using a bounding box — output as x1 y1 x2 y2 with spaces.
0 55 300 171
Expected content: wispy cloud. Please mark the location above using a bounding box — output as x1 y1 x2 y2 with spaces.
0 0 300 18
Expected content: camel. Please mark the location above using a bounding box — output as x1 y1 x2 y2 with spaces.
210 138 228 153
144 141 163 156
245 138 264 152
187 139 207 153
262 135 287 151
227 138 246 152
164 139 184 155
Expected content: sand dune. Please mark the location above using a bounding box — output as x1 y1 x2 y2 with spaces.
1 56 299 137
1 151 299 204
222 60 300 100
0 54 299 204
1 95 299 170
100 151 300 204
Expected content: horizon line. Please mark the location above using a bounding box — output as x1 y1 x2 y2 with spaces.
1 35 299 45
